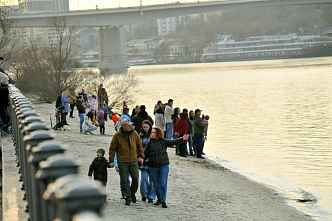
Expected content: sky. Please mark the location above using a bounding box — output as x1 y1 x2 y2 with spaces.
0 0 207 11
68 0 205 11
3 0 208 10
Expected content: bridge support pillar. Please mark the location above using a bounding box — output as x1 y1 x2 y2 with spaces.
98 26 128 74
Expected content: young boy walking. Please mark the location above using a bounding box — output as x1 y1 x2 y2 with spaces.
88 148 110 186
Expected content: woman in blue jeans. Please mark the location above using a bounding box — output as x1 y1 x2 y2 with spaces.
139 120 156 203
144 126 189 208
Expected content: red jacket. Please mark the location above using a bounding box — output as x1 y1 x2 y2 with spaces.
174 118 188 144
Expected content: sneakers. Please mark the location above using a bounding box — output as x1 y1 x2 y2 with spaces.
148 199 153 203
154 200 161 205
142 197 146 202
162 202 168 208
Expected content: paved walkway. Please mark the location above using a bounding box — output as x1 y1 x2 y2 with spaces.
1 133 29 221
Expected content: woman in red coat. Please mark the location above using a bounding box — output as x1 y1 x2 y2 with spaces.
174 112 189 157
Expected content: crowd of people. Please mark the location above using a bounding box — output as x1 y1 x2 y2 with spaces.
55 87 210 208
0 59 212 209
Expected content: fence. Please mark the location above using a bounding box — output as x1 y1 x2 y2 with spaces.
6 84 106 221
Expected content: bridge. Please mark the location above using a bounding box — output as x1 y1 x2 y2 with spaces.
9 0 332 73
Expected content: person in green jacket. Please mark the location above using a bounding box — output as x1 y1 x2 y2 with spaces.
193 109 205 159
88 148 111 186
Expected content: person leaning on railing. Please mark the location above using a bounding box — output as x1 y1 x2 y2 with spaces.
0 72 10 133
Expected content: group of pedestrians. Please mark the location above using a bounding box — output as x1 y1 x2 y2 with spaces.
154 99 209 159
88 98 208 209
56 87 209 208
55 85 109 135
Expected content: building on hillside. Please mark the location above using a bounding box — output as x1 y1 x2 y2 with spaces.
157 14 198 36
18 0 68 13
127 39 158 65
201 11 222 22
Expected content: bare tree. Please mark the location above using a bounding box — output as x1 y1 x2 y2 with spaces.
0 0 20 65
78 69 141 112
15 17 81 102
14 17 141 108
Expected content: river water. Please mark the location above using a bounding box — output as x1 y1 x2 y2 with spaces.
128 57 332 220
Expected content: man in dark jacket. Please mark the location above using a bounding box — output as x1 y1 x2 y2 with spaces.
131 105 154 134
88 148 111 186
109 119 145 206
130 105 140 119
0 72 10 133
193 109 205 159
76 96 86 133
183 108 193 156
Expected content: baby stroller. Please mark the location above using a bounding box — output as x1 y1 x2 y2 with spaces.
52 108 64 130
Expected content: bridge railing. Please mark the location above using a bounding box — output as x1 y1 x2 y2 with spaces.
7 84 106 221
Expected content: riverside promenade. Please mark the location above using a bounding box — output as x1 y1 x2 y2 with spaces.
2 85 105 221
1 95 316 220
1 134 29 220
17 101 315 221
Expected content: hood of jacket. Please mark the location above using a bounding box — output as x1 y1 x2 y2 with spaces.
137 110 148 119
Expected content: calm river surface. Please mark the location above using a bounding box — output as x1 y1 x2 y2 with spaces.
129 57 332 220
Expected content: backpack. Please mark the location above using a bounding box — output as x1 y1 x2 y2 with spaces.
55 95 62 108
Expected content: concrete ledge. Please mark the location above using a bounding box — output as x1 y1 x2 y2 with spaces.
1 133 29 221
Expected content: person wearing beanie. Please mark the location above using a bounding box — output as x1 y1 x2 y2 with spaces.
0 72 9 85
88 148 111 186
0 72 10 133
97 109 105 135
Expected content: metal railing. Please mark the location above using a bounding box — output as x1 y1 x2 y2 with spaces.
7 84 106 221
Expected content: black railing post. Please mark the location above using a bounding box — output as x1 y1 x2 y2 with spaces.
36 155 79 220
46 175 106 221
23 130 55 220
6 84 106 221
29 140 65 221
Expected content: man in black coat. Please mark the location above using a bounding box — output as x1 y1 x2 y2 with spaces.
0 72 10 133
131 105 154 134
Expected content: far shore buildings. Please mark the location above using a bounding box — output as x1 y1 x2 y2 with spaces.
157 14 198 36
7 0 222 66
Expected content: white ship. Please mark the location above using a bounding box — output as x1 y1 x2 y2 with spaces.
201 33 332 62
